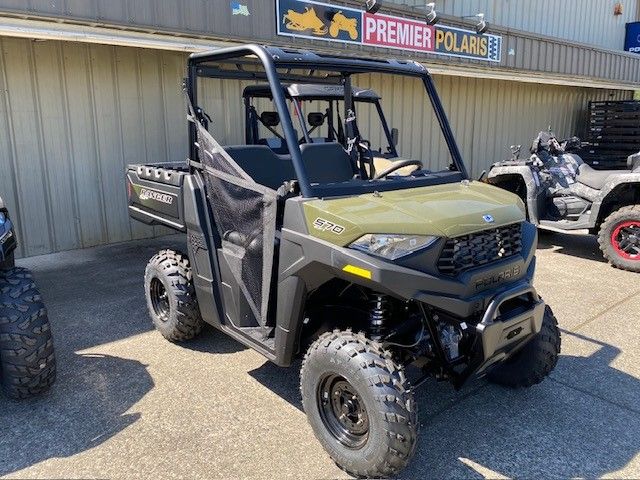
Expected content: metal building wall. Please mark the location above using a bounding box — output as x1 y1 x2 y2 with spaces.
0 37 186 258
395 0 639 51
0 1 638 87
0 37 632 257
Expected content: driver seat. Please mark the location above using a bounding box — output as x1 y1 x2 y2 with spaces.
577 163 622 190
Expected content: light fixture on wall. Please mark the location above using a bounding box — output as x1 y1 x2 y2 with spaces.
425 2 439 25
461 13 488 34
365 0 382 14
410 2 439 25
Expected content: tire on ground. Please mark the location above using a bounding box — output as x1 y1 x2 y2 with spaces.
300 330 417 478
144 249 203 342
598 205 640 273
0 267 56 399
487 305 561 388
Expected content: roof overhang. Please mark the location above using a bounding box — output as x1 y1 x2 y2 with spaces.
0 15 636 91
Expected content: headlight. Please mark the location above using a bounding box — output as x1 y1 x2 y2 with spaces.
0 212 5 226
349 234 438 260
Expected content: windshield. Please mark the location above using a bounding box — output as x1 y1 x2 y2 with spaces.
190 47 467 198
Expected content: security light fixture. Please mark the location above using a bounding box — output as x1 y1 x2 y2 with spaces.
425 2 439 25
365 0 382 14
474 13 488 34
462 13 488 34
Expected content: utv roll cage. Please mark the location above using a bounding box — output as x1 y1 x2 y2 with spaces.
242 83 398 157
186 44 468 198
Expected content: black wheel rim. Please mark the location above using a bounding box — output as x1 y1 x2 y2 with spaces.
317 373 369 449
150 277 170 322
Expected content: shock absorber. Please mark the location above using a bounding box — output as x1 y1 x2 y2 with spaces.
369 294 389 341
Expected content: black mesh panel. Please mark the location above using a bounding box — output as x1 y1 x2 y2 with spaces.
195 121 277 325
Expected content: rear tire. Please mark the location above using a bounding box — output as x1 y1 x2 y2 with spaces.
144 250 203 342
487 305 560 388
0 267 56 399
598 205 640 272
300 330 417 478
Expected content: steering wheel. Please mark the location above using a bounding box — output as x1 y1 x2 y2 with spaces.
372 160 424 180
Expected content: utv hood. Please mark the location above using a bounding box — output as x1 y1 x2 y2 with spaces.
303 181 525 246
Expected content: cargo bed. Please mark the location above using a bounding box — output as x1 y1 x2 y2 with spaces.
126 162 189 232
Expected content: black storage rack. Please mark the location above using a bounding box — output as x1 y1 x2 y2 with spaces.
582 100 640 169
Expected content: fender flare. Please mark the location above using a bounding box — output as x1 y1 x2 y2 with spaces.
589 174 640 226
488 165 541 224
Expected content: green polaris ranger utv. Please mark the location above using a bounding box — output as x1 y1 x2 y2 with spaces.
127 45 561 478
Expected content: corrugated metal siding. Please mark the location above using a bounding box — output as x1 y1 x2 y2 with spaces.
0 1 639 87
0 37 632 256
0 37 185 257
394 0 639 51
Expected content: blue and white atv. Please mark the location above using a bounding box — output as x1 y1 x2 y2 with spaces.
0 196 56 398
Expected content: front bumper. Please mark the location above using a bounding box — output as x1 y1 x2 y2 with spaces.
474 282 545 374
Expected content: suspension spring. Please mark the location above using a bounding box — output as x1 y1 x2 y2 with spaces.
369 294 390 341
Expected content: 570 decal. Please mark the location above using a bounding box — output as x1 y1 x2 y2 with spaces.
313 217 346 235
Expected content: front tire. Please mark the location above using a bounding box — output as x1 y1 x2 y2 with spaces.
0 267 56 399
144 250 203 342
598 205 640 272
300 330 417 478
487 305 561 388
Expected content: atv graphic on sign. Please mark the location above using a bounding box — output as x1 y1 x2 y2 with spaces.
282 6 328 35
329 11 358 40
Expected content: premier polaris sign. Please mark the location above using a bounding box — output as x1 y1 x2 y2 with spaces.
277 0 502 62
363 12 434 52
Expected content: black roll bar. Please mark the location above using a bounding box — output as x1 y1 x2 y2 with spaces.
187 44 469 198
188 44 313 197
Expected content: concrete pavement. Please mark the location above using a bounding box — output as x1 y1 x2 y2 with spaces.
1 231 639 479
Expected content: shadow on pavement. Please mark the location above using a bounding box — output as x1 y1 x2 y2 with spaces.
183 324 248 355
249 360 303 411
18 235 187 352
537 229 607 263
250 331 640 479
0 353 154 477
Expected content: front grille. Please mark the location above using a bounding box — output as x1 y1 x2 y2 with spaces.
437 223 523 276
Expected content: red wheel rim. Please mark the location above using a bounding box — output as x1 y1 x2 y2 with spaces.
610 221 640 260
